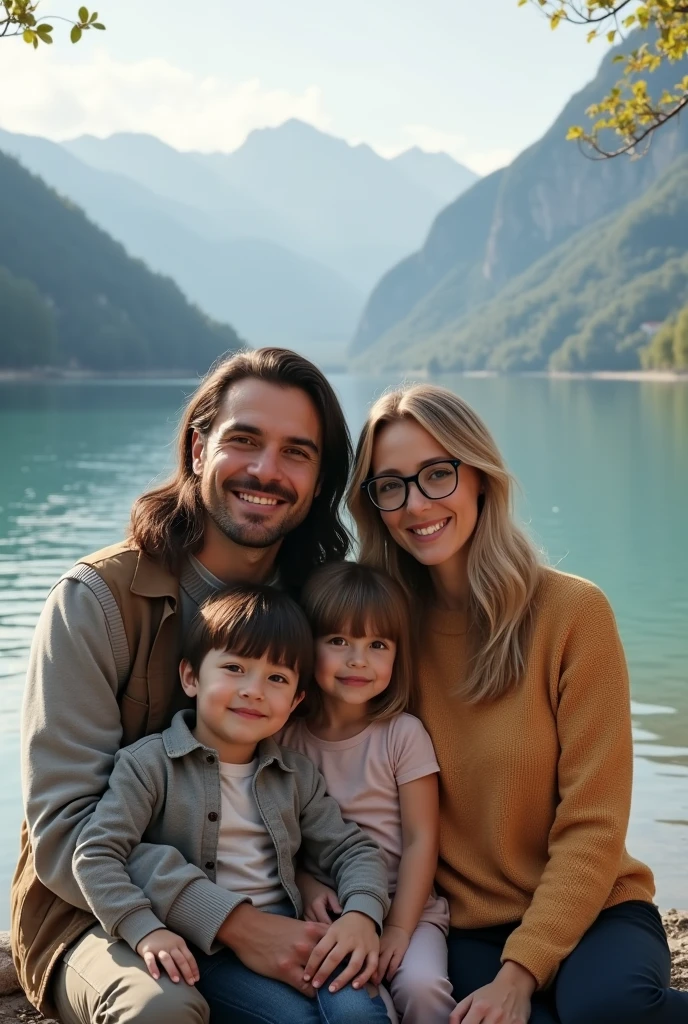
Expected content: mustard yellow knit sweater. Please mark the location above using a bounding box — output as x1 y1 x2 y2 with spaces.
417 566 655 988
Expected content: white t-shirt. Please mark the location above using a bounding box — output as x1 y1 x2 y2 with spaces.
216 759 285 909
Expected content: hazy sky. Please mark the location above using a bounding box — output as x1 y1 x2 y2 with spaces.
1 0 613 172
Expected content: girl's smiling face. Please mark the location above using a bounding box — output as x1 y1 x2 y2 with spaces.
314 630 397 709
371 416 483 571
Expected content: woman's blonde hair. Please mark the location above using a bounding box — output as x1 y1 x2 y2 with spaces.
348 384 540 703
301 561 415 721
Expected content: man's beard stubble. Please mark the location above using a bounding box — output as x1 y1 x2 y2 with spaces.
203 475 309 550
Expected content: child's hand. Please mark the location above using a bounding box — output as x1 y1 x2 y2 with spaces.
296 870 342 924
136 928 199 985
302 910 379 994
374 924 410 983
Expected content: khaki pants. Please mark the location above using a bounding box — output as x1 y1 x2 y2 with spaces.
53 925 209 1024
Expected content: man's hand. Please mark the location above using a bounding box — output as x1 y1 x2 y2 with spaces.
450 961 536 1023
136 929 199 985
374 924 410 983
217 903 328 997
296 870 342 924
303 910 379 994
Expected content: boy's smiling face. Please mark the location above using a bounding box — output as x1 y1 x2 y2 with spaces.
180 648 304 764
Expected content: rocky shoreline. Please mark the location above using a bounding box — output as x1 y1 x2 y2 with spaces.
1 912 687 1021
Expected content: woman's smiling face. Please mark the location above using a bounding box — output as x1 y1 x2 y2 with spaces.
371 416 483 570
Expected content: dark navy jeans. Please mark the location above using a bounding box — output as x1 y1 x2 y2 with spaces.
195 948 390 1024
448 901 687 1023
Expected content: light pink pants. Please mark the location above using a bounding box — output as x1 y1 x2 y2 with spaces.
380 921 456 1024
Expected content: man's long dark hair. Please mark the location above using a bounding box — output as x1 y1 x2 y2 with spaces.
130 348 352 591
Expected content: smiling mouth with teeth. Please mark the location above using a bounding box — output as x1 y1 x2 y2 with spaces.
237 492 280 506
411 518 449 537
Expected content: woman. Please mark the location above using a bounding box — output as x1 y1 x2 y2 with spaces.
349 383 687 1024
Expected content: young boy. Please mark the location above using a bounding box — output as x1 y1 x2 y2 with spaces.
73 585 391 1024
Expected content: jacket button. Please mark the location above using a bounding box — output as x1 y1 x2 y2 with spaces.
205 861 215 870
208 811 218 822
206 755 215 764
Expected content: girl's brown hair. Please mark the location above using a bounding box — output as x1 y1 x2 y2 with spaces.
348 384 540 703
301 561 414 721
183 584 314 687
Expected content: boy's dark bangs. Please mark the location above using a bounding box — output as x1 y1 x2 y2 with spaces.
220 603 310 672
197 588 314 681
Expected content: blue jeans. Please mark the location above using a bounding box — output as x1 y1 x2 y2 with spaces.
448 901 688 1023
195 947 390 1024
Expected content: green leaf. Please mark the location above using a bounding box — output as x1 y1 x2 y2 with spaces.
78 6 88 23
36 23 53 38
70 23 82 42
92 21 105 29
89 10 98 21
22 28 35 44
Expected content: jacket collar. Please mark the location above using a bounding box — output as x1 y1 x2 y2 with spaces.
130 548 179 601
163 709 294 772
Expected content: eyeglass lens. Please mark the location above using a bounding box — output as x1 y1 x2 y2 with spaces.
369 461 458 511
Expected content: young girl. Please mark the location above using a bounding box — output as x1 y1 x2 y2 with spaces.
280 561 456 1024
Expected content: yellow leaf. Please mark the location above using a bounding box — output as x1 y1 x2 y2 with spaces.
566 125 584 141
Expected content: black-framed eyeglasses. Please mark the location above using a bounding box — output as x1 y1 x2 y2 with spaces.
361 459 462 512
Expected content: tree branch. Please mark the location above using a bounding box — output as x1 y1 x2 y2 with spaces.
580 93 688 158
563 1 637 25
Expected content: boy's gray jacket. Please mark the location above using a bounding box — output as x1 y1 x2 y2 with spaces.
73 709 390 953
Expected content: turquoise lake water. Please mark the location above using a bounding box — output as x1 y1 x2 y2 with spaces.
1 375 687 926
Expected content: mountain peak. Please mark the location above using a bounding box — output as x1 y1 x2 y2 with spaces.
68 131 178 152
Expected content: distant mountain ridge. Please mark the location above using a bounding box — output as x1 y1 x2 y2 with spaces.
63 121 478 291
0 128 364 362
0 121 477 364
353 31 688 371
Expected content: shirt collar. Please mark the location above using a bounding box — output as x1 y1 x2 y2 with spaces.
163 709 294 772
179 555 225 608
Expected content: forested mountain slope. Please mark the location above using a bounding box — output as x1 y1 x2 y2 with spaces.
0 150 240 371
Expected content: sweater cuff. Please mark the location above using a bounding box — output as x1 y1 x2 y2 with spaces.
501 930 559 990
341 893 386 934
167 877 248 954
117 907 166 952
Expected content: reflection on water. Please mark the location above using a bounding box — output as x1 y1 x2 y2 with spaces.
0 376 686 925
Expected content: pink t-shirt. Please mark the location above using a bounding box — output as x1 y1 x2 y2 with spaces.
279 713 449 931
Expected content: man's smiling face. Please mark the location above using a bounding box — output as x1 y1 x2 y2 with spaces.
192 378 322 550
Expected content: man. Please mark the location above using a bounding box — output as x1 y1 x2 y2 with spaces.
12 347 353 1024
